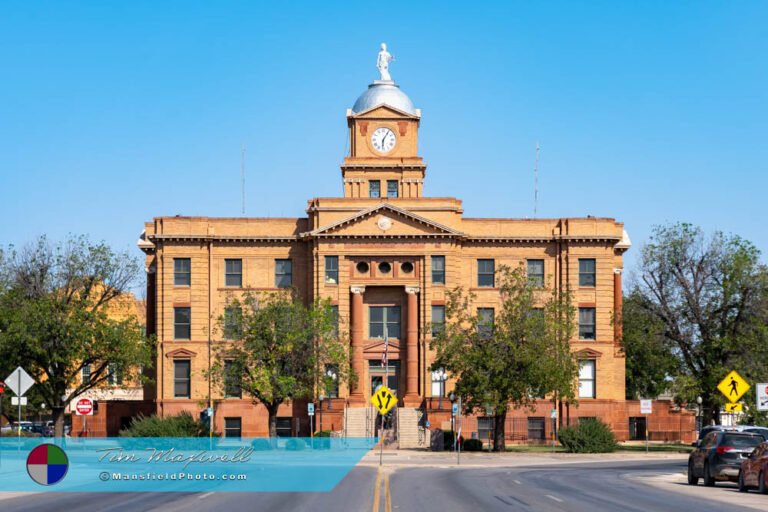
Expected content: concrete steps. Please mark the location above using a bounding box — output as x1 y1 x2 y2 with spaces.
398 407 427 449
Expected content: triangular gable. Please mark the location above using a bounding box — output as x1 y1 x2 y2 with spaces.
166 348 197 358
574 348 602 359
350 104 420 119
303 203 464 239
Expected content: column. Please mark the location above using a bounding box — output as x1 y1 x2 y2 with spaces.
613 269 622 343
349 285 366 404
404 286 421 406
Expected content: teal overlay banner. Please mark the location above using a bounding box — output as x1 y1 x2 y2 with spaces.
0 437 376 492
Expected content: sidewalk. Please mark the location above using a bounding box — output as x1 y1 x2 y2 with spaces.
359 449 690 468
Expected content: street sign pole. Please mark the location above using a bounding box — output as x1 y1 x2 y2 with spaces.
645 413 648 453
457 395 462 466
17 372 21 439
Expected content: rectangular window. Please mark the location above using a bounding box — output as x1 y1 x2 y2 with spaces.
579 259 596 287
431 368 446 397
369 306 401 339
325 256 339 284
629 417 647 441
431 305 445 338
478 307 495 338
174 258 191 286
527 417 546 441
386 180 398 198
223 306 242 340
527 259 544 288
82 364 91 385
275 259 292 288
478 417 493 443
224 360 242 398
579 307 596 340
330 305 339 337
431 256 445 285
225 259 242 287
276 418 292 437
107 364 123 386
369 180 381 198
477 259 495 287
173 360 191 398
578 360 596 398
174 307 191 340
224 417 242 438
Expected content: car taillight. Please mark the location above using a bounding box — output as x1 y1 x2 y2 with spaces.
716 446 735 454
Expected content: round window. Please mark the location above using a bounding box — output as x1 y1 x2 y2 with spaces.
378 261 392 274
401 261 414 273
356 261 370 274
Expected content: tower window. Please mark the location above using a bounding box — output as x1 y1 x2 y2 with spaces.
579 259 596 287
432 256 445 284
369 180 381 198
325 256 339 284
275 259 292 288
477 259 495 287
527 259 544 288
386 180 398 198
579 307 596 340
174 258 191 286
225 259 242 287
370 306 401 339
174 307 191 340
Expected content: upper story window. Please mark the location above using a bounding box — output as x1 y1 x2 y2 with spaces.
325 256 339 284
275 259 292 288
432 256 445 285
173 360 191 398
107 364 123 386
224 360 242 399
223 305 242 340
578 360 596 398
386 180 398 198
81 364 91 385
174 258 191 286
369 306 400 339
579 259 596 287
527 259 544 288
225 259 242 287
477 307 495 338
174 306 191 340
579 307 596 340
477 259 495 287
369 180 381 198
431 305 445 338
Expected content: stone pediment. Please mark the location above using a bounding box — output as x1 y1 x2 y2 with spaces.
574 348 602 359
165 348 197 358
350 104 420 119
303 203 464 239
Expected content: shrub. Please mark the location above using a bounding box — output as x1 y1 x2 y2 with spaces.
441 430 464 451
315 430 333 438
558 418 617 453
120 412 212 437
285 438 307 451
251 438 274 451
463 438 483 451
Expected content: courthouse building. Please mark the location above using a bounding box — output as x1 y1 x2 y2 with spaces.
137 54 688 444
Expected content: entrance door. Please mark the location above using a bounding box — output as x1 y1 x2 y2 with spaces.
369 361 400 398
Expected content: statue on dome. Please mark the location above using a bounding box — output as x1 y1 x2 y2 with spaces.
376 43 395 81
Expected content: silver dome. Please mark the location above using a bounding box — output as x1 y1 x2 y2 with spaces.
351 82 417 116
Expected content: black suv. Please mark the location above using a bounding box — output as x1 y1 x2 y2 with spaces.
688 431 764 486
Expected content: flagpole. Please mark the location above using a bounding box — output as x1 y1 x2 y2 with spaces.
379 330 388 466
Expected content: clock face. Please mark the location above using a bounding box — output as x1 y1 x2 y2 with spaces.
371 127 396 153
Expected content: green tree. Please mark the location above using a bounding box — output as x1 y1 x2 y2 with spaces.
0 236 153 437
431 265 578 451
621 291 678 399
628 223 768 425
209 290 351 437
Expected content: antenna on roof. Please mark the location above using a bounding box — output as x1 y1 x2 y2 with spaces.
533 142 540 218
241 144 246 216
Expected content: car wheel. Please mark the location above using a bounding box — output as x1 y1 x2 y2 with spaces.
759 471 767 494
703 462 715 487
687 460 699 485
738 471 748 492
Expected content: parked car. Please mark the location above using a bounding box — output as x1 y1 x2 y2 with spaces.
742 427 768 441
688 431 764 486
738 441 768 493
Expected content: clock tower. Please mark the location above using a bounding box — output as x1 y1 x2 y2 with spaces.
342 79 426 199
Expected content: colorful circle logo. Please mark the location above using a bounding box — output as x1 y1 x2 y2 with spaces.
26 444 69 486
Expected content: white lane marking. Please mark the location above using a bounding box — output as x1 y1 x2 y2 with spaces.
546 494 563 503
198 492 214 499
513 479 521 484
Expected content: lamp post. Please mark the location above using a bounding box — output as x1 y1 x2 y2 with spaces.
696 396 703 432
326 368 337 410
449 392 456 452
435 368 447 410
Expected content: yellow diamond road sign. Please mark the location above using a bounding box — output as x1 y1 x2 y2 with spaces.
370 385 397 415
725 402 743 413
718 370 750 403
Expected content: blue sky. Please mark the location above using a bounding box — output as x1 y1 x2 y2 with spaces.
1 1 766 287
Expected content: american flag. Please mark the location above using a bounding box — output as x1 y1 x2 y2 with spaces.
381 332 389 367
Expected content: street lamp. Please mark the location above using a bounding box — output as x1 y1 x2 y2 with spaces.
434 368 447 409
326 368 337 410
696 396 703 431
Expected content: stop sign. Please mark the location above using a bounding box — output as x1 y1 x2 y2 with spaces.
75 398 94 416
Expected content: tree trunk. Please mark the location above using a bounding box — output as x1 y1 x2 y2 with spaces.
702 396 721 426
493 410 506 452
267 404 279 438
52 405 66 438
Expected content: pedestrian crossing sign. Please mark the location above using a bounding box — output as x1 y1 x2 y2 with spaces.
717 370 749 403
370 385 397 415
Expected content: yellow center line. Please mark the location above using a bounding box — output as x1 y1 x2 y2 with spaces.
372 467 382 512
384 471 392 512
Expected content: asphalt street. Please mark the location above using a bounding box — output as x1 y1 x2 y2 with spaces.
1 459 765 512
